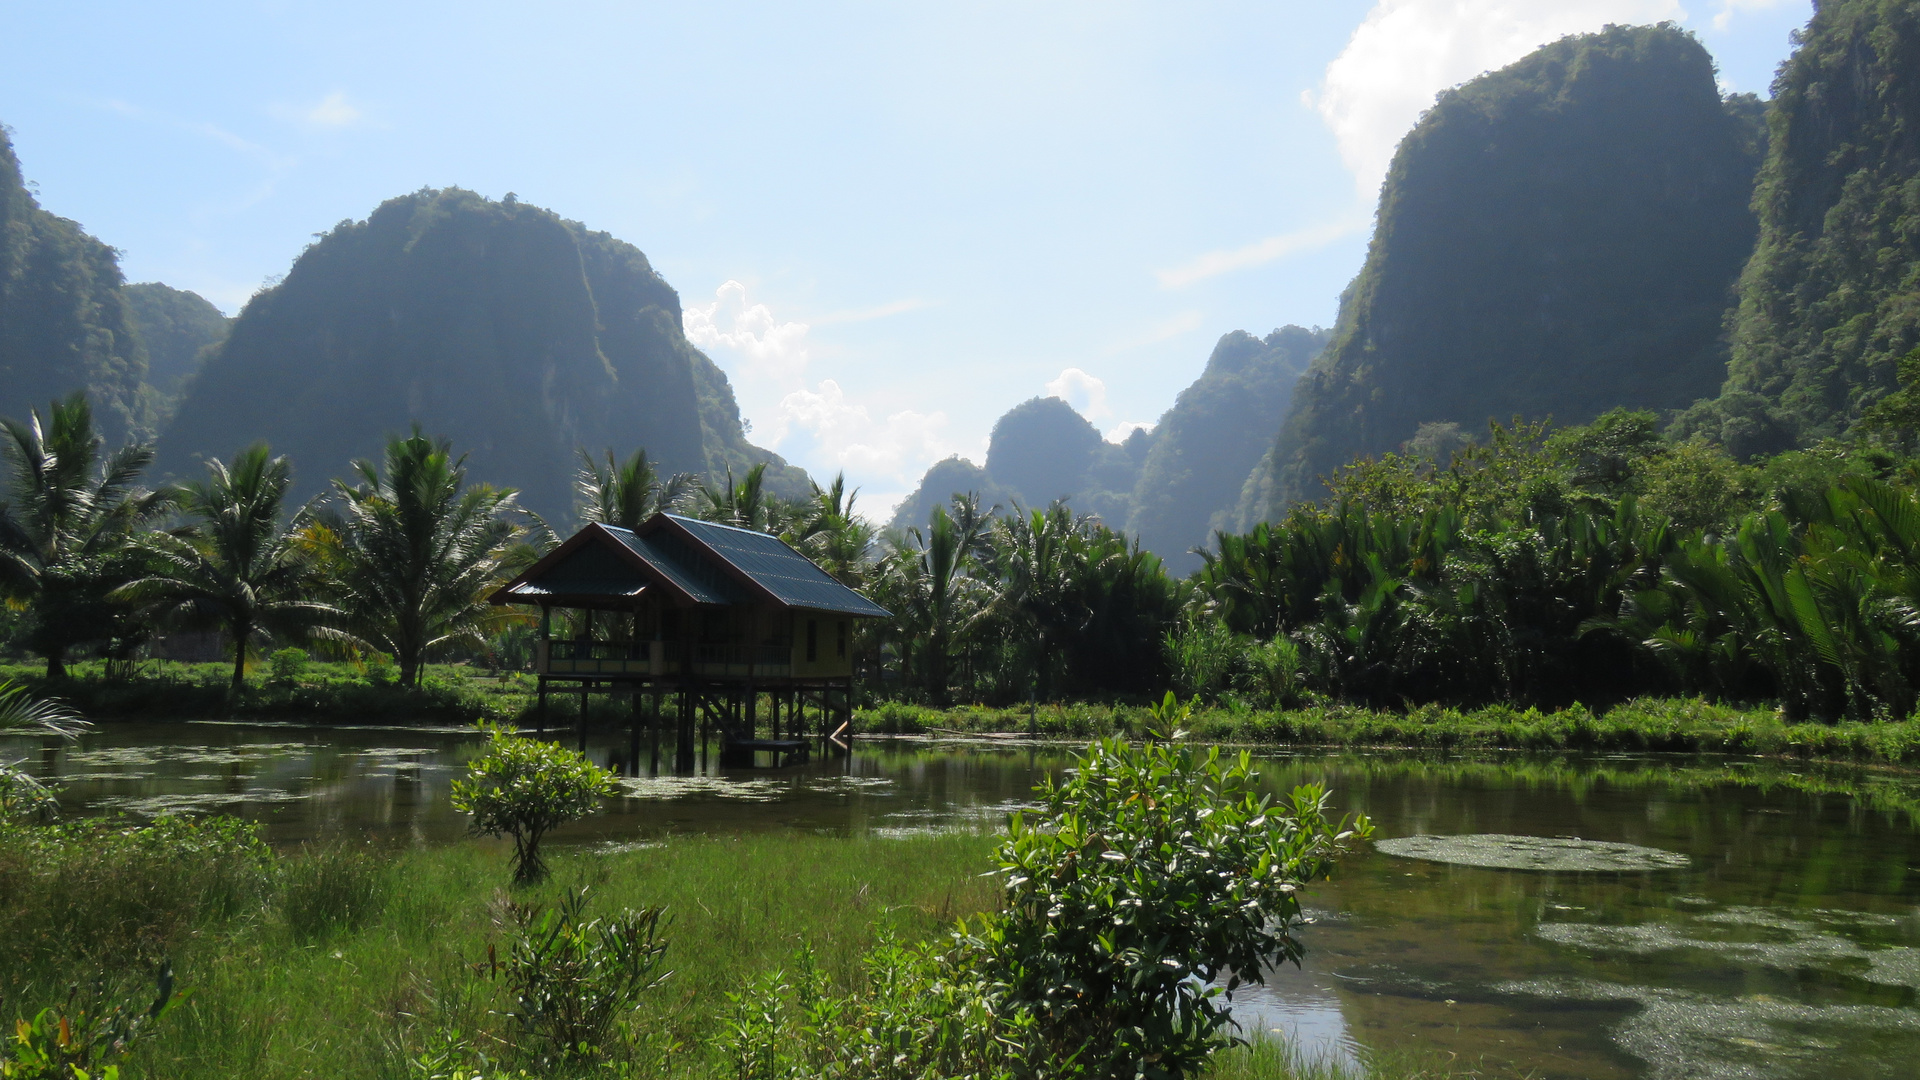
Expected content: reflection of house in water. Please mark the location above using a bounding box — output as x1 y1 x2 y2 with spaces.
490 513 889 770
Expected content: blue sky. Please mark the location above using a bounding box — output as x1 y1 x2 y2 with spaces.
1 1 1812 518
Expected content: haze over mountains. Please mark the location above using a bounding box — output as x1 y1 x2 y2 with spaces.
2 1 1917 569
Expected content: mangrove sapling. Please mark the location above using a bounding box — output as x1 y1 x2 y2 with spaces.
450 727 615 884
969 700 1372 1079
489 887 670 1062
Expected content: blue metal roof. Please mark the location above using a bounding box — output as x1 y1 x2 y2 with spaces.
665 516 891 617
602 524 749 605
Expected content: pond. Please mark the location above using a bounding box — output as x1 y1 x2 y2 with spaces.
6 721 1920 1079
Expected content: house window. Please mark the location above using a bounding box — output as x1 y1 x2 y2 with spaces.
806 619 818 662
837 620 847 658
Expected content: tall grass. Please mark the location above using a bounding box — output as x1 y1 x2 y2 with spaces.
856 696 1920 765
62 831 998 1078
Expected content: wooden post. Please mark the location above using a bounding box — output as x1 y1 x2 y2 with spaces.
649 689 662 775
577 681 589 753
536 676 548 736
628 688 641 776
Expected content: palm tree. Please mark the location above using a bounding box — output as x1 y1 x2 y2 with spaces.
0 678 88 821
0 678 87 738
982 503 1094 704
117 445 337 695
901 505 976 703
575 448 695 531
686 463 776 532
787 473 877 588
0 394 176 679
315 431 523 688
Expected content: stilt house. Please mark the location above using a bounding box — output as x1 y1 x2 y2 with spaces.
489 513 890 768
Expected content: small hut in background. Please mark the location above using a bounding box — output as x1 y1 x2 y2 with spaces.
490 513 889 770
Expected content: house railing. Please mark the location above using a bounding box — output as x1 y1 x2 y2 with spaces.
539 639 790 674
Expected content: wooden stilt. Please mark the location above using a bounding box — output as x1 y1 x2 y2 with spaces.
577 681 589 753
649 690 662 775
628 688 641 776
536 676 548 736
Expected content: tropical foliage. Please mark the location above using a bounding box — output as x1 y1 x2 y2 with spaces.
116 445 333 693
450 726 617 884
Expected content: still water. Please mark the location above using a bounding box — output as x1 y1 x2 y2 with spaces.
6 720 1920 1079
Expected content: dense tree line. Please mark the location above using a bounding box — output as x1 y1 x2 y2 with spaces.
15 388 1920 725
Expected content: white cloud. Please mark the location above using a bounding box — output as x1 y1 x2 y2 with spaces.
811 297 934 327
1106 421 1155 443
1710 0 1784 31
265 91 367 129
306 91 364 127
1156 219 1362 289
685 282 958 522
1045 367 1110 421
773 380 956 512
1310 1 1684 197
683 280 813 385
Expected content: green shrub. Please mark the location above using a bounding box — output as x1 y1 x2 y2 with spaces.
1163 617 1241 702
723 941 1031 1080
1 964 176 1080
969 718 1372 1078
450 727 615 884
266 648 308 686
490 887 669 1062
365 656 398 686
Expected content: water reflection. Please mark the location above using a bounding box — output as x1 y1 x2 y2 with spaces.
6 721 1920 1078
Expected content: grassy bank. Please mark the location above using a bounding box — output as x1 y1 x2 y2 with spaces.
20 658 1913 770
0 821 1468 1080
0 659 533 724
858 697 1920 765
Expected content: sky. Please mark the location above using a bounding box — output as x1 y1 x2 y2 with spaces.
0 0 1813 520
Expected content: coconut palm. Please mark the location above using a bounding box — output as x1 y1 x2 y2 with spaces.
891 504 980 703
0 678 87 821
117 444 337 695
788 473 877 588
575 448 695 532
315 431 523 688
0 394 176 679
0 678 87 738
685 463 776 532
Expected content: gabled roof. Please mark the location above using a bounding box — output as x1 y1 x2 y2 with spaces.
663 515 890 617
490 514 889 618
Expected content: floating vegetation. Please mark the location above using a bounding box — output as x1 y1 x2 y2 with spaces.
1537 907 1920 991
616 775 788 802
1374 833 1691 872
96 790 308 816
1496 977 1920 1080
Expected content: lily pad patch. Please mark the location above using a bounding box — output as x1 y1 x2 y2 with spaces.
1375 833 1691 872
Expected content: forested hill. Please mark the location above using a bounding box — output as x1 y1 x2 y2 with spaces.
156 188 808 521
0 128 147 442
1127 327 1326 575
1258 25 1766 514
889 397 1146 532
890 326 1324 573
1678 0 1920 455
122 282 229 403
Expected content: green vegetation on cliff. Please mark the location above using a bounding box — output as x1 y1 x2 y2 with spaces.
0 128 147 441
155 188 804 520
1682 0 1920 455
1262 25 1766 514
1129 327 1326 573
122 281 229 405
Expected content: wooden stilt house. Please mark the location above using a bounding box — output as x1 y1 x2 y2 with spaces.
489 513 890 769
